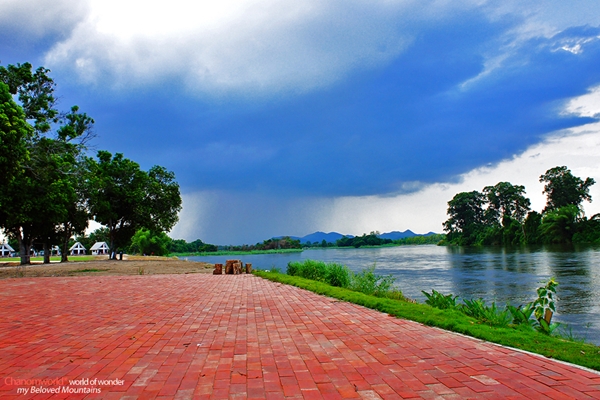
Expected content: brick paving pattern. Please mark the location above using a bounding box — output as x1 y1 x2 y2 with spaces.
0 274 599 399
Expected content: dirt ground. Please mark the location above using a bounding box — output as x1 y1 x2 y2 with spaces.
0 256 215 279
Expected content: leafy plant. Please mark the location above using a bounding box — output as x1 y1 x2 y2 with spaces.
422 289 458 309
350 265 395 297
461 298 511 327
325 263 351 288
507 303 535 328
532 278 560 334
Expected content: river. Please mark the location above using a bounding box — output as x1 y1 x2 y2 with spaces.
188 245 600 345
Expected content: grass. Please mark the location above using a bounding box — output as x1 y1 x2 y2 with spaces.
253 270 600 371
173 248 303 256
70 268 110 273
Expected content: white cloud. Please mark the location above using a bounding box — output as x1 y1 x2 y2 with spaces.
0 0 88 39
43 0 495 96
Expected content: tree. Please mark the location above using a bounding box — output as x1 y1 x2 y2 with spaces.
0 63 94 265
129 228 171 256
86 151 182 258
443 191 486 245
483 182 531 224
540 166 595 213
0 82 32 180
539 205 580 244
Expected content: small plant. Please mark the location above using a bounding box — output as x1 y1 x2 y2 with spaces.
138 266 145 275
531 278 560 335
461 298 511 327
507 303 535 328
422 289 458 309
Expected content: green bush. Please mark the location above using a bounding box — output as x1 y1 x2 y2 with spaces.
350 265 395 297
325 263 351 288
422 289 458 309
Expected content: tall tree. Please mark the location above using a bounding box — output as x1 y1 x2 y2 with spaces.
483 182 531 225
443 191 486 246
86 151 182 258
540 166 595 213
0 63 94 265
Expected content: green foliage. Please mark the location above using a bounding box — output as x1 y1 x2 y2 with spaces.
422 289 458 309
443 166 599 246
254 271 600 371
460 299 512 327
531 278 560 335
336 232 392 248
286 260 397 298
129 228 171 256
540 166 595 213
394 234 446 245
507 303 535 328
85 151 182 257
443 191 487 245
539 205 579 244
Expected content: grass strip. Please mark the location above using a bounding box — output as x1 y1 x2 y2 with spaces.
254 270 600 371
69 268 110 273
173 249 303 256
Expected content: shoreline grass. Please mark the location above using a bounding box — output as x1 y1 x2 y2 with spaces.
254 270 600 371
172 248 303 257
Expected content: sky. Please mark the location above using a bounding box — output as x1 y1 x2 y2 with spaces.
2 0 600 244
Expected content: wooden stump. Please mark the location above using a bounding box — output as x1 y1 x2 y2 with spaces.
245 263 252 274
225 260 241 274
213 263 223 275
233 262 242 275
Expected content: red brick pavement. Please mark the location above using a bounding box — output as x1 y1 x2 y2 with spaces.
0 274 599 399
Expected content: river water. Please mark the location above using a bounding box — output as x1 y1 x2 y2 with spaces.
188 245 600 344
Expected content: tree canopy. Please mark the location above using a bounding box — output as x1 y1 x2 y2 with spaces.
443 166 598 246
0 62 182 264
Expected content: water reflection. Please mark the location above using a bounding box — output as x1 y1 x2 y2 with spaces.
190 244 600 345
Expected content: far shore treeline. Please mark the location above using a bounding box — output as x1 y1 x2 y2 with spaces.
0 62 182 265
442 166 599 246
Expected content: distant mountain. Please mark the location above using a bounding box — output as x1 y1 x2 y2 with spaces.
378 230 416 240
299 231 351 244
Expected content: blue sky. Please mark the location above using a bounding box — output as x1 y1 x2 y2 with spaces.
2 1 600 244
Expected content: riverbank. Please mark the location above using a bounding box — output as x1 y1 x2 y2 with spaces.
254 270 600 371
174 248 303 256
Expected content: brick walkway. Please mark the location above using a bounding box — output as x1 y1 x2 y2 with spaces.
0 274 599 399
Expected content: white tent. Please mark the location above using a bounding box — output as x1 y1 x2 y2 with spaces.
0 243 14 257
90 242 109 255
69 242 87 255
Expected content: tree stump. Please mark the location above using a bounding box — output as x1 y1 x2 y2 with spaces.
213 263 223 275
233 262 242 274
245 263 252 274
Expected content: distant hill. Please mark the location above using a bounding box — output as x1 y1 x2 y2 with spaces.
299 231 352 244
279 230 438 244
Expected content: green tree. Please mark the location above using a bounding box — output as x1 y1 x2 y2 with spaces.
0 82 32 180
540 166 595 213
86 151 182 258
483 182 531 224
130 228 171 256
539 205 580 244
0 63 94 265
443 191 486 245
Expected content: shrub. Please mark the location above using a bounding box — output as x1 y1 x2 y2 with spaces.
422 289 458 309
325 263 351 288
350 265 395 297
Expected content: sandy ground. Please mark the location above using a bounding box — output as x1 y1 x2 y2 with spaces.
0 256 215 279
